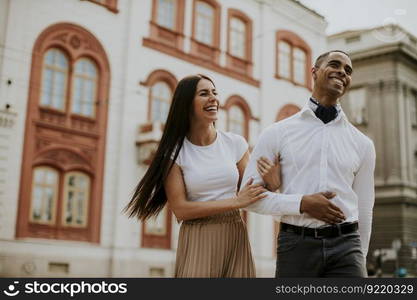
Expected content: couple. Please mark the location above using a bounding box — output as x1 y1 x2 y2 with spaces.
125 50 376 278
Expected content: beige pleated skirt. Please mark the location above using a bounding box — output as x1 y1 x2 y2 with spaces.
174 210 255 278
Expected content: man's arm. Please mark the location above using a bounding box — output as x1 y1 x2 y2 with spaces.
242 124 347 223
242 125 304 216
354 140 376 258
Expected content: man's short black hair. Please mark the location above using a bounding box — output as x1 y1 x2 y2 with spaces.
314 50 350 68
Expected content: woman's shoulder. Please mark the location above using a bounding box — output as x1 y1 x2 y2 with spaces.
218 131 248 152
218 130 246 143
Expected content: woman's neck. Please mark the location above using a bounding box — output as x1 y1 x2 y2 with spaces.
187 123 216 146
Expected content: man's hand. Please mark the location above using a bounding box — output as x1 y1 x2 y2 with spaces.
300 192 345 224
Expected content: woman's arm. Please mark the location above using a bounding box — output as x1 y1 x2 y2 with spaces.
236 151 250 191
165 161 266 221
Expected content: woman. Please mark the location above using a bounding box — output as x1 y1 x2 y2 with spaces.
125 74 280 277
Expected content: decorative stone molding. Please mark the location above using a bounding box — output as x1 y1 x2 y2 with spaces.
0 109 16 129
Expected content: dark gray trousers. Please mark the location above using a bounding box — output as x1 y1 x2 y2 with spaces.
275 230 367 278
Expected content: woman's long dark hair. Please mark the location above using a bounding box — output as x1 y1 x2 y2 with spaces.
124 74 214 220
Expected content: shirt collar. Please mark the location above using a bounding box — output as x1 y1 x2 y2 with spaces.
301 97 347 123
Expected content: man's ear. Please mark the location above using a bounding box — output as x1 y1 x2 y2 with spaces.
311 66 317 80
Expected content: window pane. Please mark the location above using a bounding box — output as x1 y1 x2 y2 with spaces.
145 206 167 235
32 187 43 220
41 49 68 110
72 58 97 117
83 79 94 116
77 192 84 224
41 69 53 106
31 167 58 224
293 47 306 85
63 172 90 227
73 78 82 114
45 187 54 222
53 71 66 109
228 105 245 136
151 82 172 123
278 41 291 79
196 1 214 45
230 17 246 58
66 190 74 224
157 0 176 30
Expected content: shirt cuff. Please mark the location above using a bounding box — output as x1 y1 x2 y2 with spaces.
275 193 304 215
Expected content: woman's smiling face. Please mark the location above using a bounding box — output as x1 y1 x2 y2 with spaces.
191 78 219 124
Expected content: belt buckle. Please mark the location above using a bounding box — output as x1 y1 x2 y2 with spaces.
314 228 324 239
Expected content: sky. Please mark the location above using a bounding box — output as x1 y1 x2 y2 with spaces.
298 0 417 37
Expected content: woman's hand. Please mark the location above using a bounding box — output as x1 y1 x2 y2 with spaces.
235 178 267 208
257 155 281 191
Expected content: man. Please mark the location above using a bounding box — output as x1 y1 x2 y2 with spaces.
242 50 376 277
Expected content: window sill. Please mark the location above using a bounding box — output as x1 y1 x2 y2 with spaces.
190 38 220 64
71 113 96 123
39 106 67 116
149 21 184 51
275 74 312 91
225 52 253 77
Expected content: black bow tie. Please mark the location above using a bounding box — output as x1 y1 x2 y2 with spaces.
310 98 337 124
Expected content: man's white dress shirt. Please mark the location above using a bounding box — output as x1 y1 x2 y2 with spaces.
242 100 376 256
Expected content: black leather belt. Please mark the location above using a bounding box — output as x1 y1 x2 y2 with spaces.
280 222 358 239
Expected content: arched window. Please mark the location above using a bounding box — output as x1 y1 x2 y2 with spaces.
229 18 246 59
224 95 253 140
141 69 177 123
226 9 253 76
293 48 307 85
18 23 110 243
30 167 59 225
41 49 68 111
195 1 214 44
228 105 245 137
62 172 91 227
72 58 98 117
276 30 312 89
150 81 172 123
277 41 291 79
276 104 301 121
191 0 220 63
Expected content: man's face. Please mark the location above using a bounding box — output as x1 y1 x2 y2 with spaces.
312 52 353 98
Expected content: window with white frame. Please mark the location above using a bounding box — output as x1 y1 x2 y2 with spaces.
195 1 214 45
228 105 245 137
145 206 168 236
157 0 176 30
41 49 68 111
30 167 59 224
62 172 90 227
293 47 306 85
72 58 98 117
277 41 291 79
230 17 246 59
150 81 172 123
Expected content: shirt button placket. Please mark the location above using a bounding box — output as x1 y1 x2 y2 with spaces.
319 127 329 191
